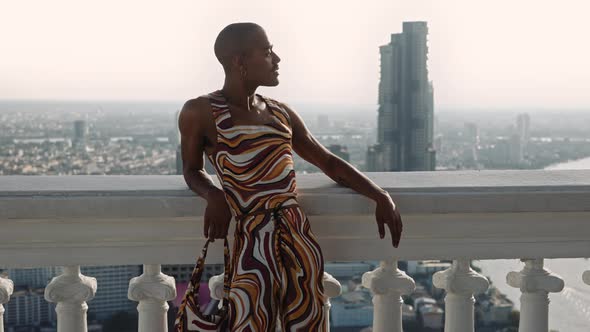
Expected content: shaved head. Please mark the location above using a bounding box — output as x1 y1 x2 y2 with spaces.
214 22 264 69
213 22 280 87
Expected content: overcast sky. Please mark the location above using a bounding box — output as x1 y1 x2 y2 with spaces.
1 0 589 110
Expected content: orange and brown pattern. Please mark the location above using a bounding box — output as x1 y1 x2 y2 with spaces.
205 90 327 331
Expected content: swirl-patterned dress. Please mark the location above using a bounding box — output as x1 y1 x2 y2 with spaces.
205 90 327 331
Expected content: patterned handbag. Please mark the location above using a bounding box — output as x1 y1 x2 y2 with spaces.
174 238 231 331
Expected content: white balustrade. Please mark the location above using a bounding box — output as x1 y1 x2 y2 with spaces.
506 259 564 332
2 172 590 329
0 275 14 332
322 272 342 330
362 259 416 332
433 259 489 332
44 266 97 332
128 264 177 332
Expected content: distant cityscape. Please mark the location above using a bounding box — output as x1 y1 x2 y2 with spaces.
2 102 590 178
2 21 590 332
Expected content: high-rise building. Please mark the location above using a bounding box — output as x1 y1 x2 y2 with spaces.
516 113 530 150
4 286 56 327
79 265 142 320
73 120 87 148
508 133 523 165
366 145 383 172
5 267 63 289
2 268 62 328
491 139 511 166
368 21 435 171
4 265 147 323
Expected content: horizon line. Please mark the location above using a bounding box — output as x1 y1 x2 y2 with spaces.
0 98 589 112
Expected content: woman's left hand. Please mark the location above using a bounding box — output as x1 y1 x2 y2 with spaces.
375 191 403 248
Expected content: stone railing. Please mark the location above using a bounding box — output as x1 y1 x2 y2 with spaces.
1 170 590 332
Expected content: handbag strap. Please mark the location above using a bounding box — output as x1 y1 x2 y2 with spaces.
188 237 231 315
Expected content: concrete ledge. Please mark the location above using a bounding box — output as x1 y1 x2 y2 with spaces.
1 170 590 267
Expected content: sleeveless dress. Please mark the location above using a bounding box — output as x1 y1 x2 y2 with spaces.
205 90 327 331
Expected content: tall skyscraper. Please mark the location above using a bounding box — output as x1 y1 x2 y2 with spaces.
369 21 435 171
73 120 87 149
366 145 383 173
516 113 530 150
508 133 523 165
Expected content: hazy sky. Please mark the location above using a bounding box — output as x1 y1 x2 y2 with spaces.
1 0 589 109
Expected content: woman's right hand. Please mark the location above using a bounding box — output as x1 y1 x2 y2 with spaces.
204 189 233 241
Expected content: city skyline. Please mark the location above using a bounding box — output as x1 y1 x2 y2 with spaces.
2 0 590 110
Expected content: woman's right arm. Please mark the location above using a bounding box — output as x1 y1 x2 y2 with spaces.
178 97 232 240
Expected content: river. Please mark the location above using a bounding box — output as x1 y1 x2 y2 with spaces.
477 157 590 331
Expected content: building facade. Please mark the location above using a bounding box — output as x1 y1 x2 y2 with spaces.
369 21 435 171
81 265 142 320
4 287 56 328
516 113 530 150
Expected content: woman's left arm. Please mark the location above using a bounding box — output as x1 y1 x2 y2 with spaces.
282 103 402 248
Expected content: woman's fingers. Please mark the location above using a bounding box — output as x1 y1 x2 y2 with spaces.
377 217 386 239
395 209 403 230
386 218 398 248
209 224 216 239
216 220 225 238
378 204 402 247
221 220 229 238
210 218 230 239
